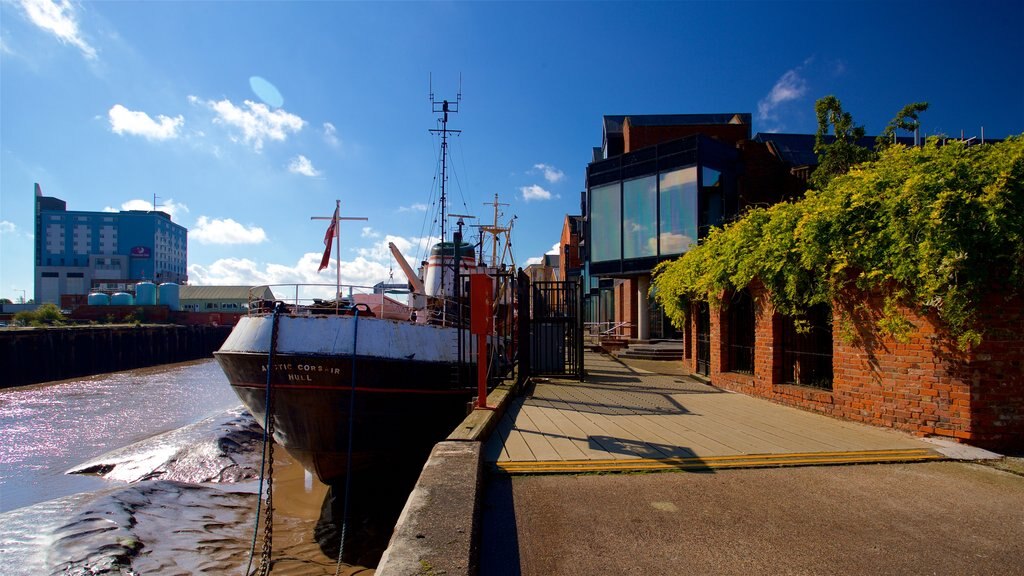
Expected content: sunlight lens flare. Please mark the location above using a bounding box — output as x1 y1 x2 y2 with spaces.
249 76 283 108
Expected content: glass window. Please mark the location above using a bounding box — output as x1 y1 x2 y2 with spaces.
701 167 723 233
658 167 698 255
623 175 657 259
590 183 621 262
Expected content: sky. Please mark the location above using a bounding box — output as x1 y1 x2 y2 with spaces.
2 0 1022 302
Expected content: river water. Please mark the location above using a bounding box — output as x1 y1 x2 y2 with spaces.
0 359 239 513
0 360 378 575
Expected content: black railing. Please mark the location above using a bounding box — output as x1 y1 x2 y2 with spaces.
780 305 834 390
727 289 754 374
526 278 583 379
695 302 711 376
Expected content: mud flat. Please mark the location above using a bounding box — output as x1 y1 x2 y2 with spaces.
0 408 373 575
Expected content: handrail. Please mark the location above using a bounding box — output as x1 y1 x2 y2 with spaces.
584 321 633 337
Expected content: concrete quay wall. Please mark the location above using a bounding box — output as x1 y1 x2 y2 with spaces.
0 325 232 388
376 381 519 576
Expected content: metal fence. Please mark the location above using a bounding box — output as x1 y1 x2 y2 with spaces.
780 305 834 390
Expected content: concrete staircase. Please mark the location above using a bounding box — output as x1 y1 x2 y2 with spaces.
614 340 684 361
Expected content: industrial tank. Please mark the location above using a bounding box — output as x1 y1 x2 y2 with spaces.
159 283 180 311
135 282 157 306
111 292 135 306
87 292 110 306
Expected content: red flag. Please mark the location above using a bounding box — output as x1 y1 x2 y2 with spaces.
318 206 338 272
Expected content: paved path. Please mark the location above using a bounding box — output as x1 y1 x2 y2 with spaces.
480 461 1024 575
484 352 938 472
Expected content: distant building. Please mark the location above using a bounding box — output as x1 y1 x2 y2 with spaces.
559 215 583 283
178 285 272 313
34 184 188 306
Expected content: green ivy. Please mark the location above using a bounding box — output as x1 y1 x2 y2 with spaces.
652 136 1024 349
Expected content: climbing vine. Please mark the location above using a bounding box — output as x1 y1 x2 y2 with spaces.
652 136 1024 349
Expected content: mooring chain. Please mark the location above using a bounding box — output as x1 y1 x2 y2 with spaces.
253 304 283 576
256 392 275 576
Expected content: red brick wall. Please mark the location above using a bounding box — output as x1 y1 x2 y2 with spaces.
694 283 1023 451
615 279 639 339
623 122 750 152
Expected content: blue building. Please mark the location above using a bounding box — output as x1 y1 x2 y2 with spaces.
34 184 188 305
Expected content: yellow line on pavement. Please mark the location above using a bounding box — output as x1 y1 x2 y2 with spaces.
495 449 944 474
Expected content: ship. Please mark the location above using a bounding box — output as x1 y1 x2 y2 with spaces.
214 93 517 484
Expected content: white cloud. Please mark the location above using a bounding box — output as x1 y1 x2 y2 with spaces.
525 242 561 267
288 155 321 177
108 104 184 141
323 123 340 147
0 221 17 235
102 198 189 222
355 234 437 264
19 0 96 60
520 184 553 202
398 203 428 213
187 234 438 298
194 97 305 151
190 216 268 245
757 66 809 131
361 226 380 239
533 163 565 183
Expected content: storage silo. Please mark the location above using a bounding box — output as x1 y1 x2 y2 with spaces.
88 292 110 306
159 283 180 311
135 282 157 306
111 292 135 306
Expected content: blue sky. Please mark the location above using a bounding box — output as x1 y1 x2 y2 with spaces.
2 0 1022 302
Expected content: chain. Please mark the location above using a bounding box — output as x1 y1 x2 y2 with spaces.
252 305 282 576
255 397 275 575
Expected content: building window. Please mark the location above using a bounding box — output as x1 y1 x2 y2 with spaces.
699 167 724 237
727 289 755 374
780 305 833 390
658 166 698 255
622 175 657 259
590 182 621 263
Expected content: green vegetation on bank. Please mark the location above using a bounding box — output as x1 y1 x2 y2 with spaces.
13 303 67 327
652 134 1024 349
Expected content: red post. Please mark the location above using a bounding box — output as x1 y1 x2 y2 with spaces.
470 274 494 409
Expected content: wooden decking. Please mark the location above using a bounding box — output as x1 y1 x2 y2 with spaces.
484 352 940 473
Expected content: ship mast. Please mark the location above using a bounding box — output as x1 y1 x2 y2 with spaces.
480 193 511 267
429 77 461 299
311 200 367 312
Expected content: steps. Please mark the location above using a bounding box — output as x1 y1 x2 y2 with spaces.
614 340 684 361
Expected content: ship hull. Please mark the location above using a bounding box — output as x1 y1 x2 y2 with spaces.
215 314 476 483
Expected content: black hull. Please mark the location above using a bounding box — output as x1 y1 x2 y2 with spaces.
215 351 475 483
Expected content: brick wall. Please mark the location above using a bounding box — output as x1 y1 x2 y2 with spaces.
615 279 639 338
694 282 1023 451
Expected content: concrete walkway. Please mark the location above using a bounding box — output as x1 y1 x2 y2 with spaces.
484 351 940 473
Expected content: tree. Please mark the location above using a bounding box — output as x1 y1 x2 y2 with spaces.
876 102 929 149
0 298 12 305
809 95 875 190
13 303 66 327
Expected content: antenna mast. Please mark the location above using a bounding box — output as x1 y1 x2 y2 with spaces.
429 75 462 298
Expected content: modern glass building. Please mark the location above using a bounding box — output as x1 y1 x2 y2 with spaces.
34 184 188 305
583 114 750 340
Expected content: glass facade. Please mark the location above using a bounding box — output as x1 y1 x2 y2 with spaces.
622 175 657 259
590 182 621 263
700 167 724 235
658 167 698 255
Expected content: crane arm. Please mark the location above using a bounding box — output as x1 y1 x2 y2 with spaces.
388 242 425 295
